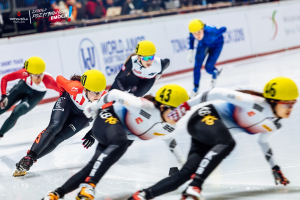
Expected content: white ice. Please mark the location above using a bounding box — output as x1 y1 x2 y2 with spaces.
1 49 300 200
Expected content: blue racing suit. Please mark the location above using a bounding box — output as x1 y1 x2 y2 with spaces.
189 25 226 88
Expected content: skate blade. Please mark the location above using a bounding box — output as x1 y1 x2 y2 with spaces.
13 169 27 177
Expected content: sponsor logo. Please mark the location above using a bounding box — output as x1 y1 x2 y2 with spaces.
148 72 156 76
105 116 119 124
122 65 126 71
90 153 108 176
22 72 29 76
53 97 65 111
79 38 100 73
17 11 21 17
198 107 211 116
133 69 141 74
262 124 272 131
154 132 165 136
247 111 256 117
69 124 76 132
201 114 218 125
35 129 46 144
263 10 278 41
135 117 143 124
71 87 78 92
196 151 218 174
170 38 189 53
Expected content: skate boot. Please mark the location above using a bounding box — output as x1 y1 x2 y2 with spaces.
190 87 199 98
181 186 204 200
41 191 60 200
13 155 34 177
211 68 222 88
128 190 148 200
76 183 95 200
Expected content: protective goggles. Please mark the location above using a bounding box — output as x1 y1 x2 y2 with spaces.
141 55 155 61
30 73 44 78
165 105 176 110
278 100 297 109
87 90 101 96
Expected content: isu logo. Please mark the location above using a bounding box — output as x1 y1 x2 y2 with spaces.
135 117 143 124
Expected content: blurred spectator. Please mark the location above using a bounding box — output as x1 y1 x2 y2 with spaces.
85 0 107 19
104 0 115 10
121 0 135 15
138 0 149 12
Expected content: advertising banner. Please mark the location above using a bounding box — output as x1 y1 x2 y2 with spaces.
0 0 299 100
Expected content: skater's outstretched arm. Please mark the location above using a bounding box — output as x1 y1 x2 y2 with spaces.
84 90 142 118
42 73 61 94
56 75 83 95
188 88 255 108
162 135 186 166
1 68 28 95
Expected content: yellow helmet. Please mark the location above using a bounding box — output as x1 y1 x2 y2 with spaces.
135 40 156 56
188 19 204 33
24 56 46 74
81 69 106 92
155 84 189 107
263 77 298 100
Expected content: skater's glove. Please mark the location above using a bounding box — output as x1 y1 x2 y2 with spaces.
84 101 101 119
82 132 95 149
167 102 191 122
272 165 290 186
0 94 8 109
187 49 194 63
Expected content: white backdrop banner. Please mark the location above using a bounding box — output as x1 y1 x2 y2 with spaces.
0 0 300 99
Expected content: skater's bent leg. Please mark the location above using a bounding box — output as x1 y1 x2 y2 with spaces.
193 46 207 88
57 143 106 197
0 99 33 135
144 151 203 199
205 42 224 78
190 140 235 187
36 114 90 160
29 96 71 159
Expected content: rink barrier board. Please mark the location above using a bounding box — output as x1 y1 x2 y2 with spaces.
7 44 300 111
2 0 300 109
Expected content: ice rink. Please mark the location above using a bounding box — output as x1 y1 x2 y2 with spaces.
1 49 300 200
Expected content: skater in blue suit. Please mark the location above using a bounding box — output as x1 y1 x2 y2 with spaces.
187 19 226 97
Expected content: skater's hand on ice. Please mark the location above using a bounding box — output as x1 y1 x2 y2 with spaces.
272 165 290 186
167 102 191 122
84 102 100 119
82 132 95 149
187 49 194 63
0 94 8 109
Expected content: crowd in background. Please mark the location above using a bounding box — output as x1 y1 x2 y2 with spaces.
0 0 275 37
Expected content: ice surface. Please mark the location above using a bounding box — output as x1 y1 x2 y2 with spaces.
1 49 300 200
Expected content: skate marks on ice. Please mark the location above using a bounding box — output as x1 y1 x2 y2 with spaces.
202 184 300 200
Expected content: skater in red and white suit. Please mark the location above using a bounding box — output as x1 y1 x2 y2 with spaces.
0 57 60 138
130 77 297 200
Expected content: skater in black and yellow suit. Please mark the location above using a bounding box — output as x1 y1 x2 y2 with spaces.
13 70 108 177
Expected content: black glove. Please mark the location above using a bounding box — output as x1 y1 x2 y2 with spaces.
0 94 8 109
82 131 95 149
272 165 290 186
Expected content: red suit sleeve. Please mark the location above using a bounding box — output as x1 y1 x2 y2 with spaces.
42 74 61 95
1 68 29 95
56 75 84 96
